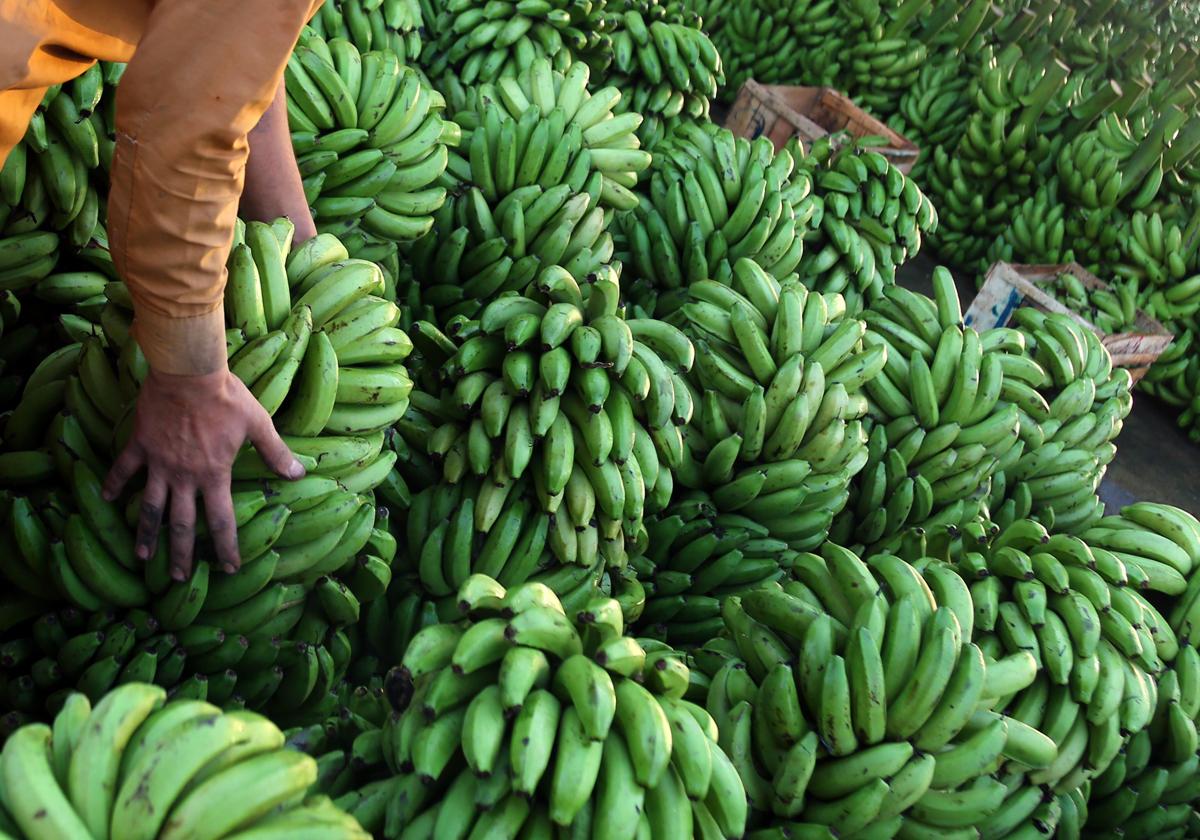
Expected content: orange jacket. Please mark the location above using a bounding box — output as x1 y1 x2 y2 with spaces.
0 0 320 374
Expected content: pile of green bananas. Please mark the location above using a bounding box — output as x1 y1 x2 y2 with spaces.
423 0 609 88
665 262 877 552
688 541 1070 837
697 0 839 99
309 0 429 66
923 44 1070 270
789 134 938 314
830 272 1011 549
470 56 653 210
0 63 122 256
630 495 793 645
623 123 811 298
397 275 692 574
597 0 723 149
338 574 748 839
286 27 459 244
992 308 1133 534
0 682 368 839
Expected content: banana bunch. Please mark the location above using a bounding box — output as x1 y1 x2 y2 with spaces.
0 682 369 839
1114 208 1199 291
1056 129 1127 212
399 474 607 610
1139 323 1200 435
924 45 1069 270
1082 645 1200 833
985 180 1074 268
892 57 973 154
347 574 747 840
424 0 609 88
625 122 810 292
670 263 877 550
221 219 416 436
0 230 61 294
706 0 839 100
598 1 723 149
994 308 1132 535
630 495 789 644
832 273 1016 548
0 474 394 718
689 544 1061 836
401 279 690 570
308 0 428 65
0 65 119 252
954 516 1177 781
840 19 929 116
286 31 458 240
344 588 443 683
791 135 939 314
405 166 619 322
472 55 651 210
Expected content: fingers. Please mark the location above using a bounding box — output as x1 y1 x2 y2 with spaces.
249 411 305 480
103 443 144 502
136 472 168 562
203 481 241 575
169 486 197 582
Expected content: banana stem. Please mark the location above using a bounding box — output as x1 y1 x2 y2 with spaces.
1070 80 1123 127
884 0 933 39
917 0 960 43
998 8 1038 46
1045 5 1076 45
953 0 996 51
1117 106 1184 202
1012 59 1071 140
1162 117 1200 173
1109 75 1150 117
1080 0 1119 26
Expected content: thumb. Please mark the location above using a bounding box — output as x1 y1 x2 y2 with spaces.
250 414 306 480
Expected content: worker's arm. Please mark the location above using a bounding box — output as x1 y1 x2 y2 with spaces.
242 81 318 242
101 0 316 581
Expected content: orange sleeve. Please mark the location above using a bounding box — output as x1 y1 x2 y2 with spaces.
107 0 317 375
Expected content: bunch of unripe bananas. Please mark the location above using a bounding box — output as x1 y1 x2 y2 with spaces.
331 574 748 839
688 541 1065 836
286 26 459 243
631 494 790 646
624 123 811 294
789 134 938 315
697 0 839 99
0 62 122 256
668 259 878 551
0 682 369 839
424 0 609 88
397 271 691 576
597 1 723 149
992 308 1132 535
830 271 1013 549
309 0 429 66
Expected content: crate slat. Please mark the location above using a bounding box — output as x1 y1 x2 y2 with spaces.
724 80 920 174
964 261 1173 382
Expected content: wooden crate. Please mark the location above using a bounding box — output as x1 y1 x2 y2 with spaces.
724 80 920 174
964 261 1174 383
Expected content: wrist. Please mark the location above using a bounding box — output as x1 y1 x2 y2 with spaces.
131 303 229 376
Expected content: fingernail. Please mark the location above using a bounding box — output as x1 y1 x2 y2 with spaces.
102 489 115 502
171 566 187 582
223 563 238 575
288 459 306 479
136 545 150 561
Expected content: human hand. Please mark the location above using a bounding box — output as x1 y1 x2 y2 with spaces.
102 367 305 581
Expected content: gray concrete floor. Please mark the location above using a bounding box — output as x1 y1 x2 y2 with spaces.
896 252 1200 518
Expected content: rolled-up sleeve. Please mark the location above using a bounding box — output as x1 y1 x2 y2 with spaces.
107 0 317 375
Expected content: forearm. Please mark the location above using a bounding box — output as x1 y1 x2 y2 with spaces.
241 80 317 242
107 0 313 376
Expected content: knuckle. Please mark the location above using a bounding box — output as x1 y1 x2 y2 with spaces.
169 522 193 539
